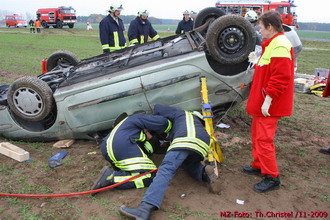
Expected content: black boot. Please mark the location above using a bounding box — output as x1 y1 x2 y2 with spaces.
319 148 330 155
91 166 114 191
119 202 157 220
253 175 280 193
242 166 261 176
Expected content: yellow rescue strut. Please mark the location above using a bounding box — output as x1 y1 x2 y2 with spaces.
200 77 224 176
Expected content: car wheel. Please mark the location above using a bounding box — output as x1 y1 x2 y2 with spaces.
7 76 54 121
206 15 256 65
68 24 74 28
46 50 80 71
193 7 225 29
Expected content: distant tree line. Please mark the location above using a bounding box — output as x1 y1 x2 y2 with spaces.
297 22 330 31
77 15 180 25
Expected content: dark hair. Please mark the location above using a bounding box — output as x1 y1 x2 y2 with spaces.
258 11 284 33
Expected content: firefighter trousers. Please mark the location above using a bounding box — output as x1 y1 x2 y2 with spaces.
251 116 281 178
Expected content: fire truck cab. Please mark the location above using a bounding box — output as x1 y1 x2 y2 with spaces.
5 14 27 28
215 0 298 27
36 6 76 29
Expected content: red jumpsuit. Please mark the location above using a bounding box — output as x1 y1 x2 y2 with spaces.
246 33 294 178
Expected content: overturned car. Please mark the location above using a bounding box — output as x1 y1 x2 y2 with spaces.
0 8 302 141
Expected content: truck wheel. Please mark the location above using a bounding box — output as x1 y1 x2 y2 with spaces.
68 24 74 28
46 50 80 71
193 7 225 29
7 76 54 122
42 20 49 28
206 15 256 65
56 20 63 29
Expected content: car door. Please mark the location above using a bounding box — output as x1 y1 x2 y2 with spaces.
57 75 149 133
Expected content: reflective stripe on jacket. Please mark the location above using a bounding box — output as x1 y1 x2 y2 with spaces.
128 17 160 45
246 33 294 117
105 114 172 172
154 104 210 160
99 15 127 52
175 18 193 34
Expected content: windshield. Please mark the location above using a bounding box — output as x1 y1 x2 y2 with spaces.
62 9 76 14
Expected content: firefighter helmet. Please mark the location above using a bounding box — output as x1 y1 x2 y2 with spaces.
245 10 258 22
183 10 190 15
138 9 149 17
190 10 197 16
109 4 123 13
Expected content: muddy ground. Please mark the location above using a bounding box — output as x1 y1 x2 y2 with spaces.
0 72 329 219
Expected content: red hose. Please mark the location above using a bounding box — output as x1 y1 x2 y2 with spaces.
0 169 158 198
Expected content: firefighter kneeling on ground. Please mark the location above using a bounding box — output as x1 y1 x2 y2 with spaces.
99 3 127 53
128 9 160 46
92 113 172 191
120 104 221 220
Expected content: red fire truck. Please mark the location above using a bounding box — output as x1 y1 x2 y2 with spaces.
36 6 76 29
215 0 298 27
5 14 27 28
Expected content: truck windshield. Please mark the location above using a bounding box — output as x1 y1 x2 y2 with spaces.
62 9 75 14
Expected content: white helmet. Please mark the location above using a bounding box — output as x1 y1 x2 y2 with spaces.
190 10 197 16
245 10 258 22
183 10 190 15
109 4 123 13
138 9 149 17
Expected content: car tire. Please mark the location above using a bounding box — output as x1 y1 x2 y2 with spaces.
206 15 256 65
7 76 54 121
68 24 74 28
46 50 80 71
193 7 225 29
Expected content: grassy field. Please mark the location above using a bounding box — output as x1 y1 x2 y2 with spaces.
0 27 329 84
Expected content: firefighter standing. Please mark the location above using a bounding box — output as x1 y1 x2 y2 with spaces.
175 10 194 34
99 4 126 53
244 11 294 193
119 104 221 220
35 19 41 33
92 114 172 191
29 19 35 33
128 10 160 46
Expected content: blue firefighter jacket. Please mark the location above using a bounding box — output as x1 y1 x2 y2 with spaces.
99 15 126 52
153 104 210 160
128 17 160 45
104 114 172 172
175 18 194 34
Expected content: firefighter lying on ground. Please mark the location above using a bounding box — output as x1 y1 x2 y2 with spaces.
92 113 172 191
128 9 160 46
119 104 221 220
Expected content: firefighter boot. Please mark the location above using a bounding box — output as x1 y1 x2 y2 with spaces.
91 166 114 192
119 202 157 220
203 165 221 194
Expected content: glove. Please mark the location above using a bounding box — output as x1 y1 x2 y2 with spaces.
261 95 272 117
248 51 258 64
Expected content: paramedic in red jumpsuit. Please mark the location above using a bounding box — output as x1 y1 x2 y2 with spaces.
244 11 295 193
